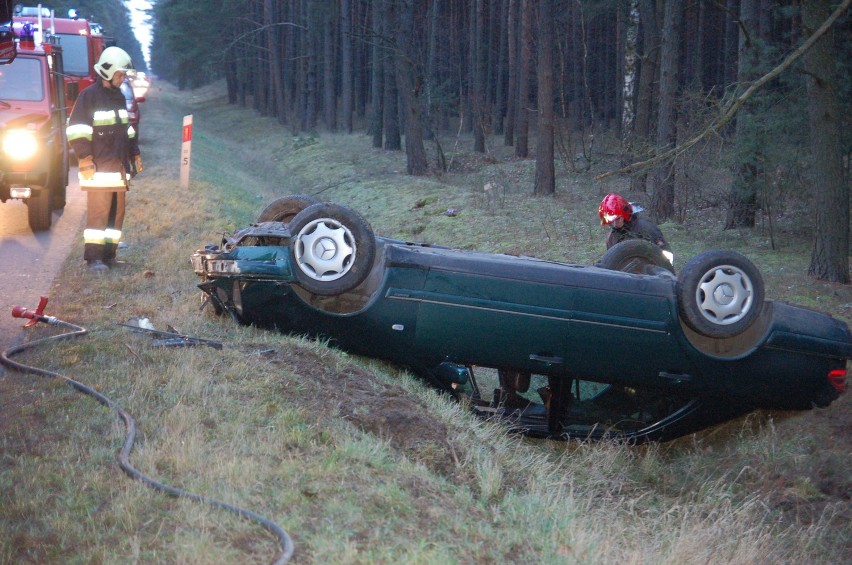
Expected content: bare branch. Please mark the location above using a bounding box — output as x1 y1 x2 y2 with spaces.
224 21 305 53
596 0 851 181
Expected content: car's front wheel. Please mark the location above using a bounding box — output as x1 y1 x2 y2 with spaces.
288 202 376 295
27 186 51 232
51 153 68 210
677 250 764 338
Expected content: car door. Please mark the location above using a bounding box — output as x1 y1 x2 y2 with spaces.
563 268 692 388
412 253 572 377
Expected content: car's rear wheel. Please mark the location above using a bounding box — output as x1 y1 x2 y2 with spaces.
677 250 764 338
257 194 320 224
288 202 376 295
597 239 674 275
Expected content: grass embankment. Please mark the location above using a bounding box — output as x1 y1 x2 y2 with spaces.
1 81 849 564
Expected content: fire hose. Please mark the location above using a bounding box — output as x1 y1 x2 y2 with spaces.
0 297 294 565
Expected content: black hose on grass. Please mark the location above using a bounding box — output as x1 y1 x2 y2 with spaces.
0 317 295 565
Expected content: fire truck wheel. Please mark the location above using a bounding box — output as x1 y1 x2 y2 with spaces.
27 187 52 232
51 154 69 210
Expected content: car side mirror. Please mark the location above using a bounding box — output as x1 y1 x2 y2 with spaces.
0 0 16 65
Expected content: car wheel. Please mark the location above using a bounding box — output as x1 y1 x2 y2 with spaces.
597 239 674 275
677 250 764 338
257 194 320 224
27 186 51 232
288 202 376 295
51 153 68 210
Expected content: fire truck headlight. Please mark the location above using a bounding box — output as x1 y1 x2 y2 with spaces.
3 130 39 161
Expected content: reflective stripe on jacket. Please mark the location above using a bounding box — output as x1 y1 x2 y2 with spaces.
67 81 140 190
79 171 131 189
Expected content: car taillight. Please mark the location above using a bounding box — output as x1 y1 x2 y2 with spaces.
828 369 846 393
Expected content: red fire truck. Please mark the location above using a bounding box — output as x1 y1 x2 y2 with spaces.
0 17 69 231
15 5 106 103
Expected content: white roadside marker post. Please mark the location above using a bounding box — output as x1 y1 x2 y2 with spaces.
180 114 193 189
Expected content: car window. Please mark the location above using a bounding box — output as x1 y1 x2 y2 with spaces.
55 33 88 76
0 57 43 100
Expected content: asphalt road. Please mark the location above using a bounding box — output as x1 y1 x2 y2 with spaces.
0 170 85 359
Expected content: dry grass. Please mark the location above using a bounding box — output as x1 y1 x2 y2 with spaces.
0 80 849 564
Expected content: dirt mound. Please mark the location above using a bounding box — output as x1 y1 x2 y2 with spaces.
262 347 462 477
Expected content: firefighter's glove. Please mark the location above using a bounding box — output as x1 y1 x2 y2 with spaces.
133 154 144 175
78 156 96 180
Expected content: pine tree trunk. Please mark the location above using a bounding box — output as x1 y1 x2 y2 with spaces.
370 0 384 148
621 0 639 163
284 1 299 125
425 0 440 140
382 0 401 150
323 8 337 132
723 0 738 87
648 0 681 221
630 0 659 193
803 0 849 282
725 0 759 228
503 0 518 146
300 0 317 132
515 0 532 158
395 0 429 174
534 0 555 195
692 0 705 89
356 2 370 119
264 0 286 125
494 0 509 136
340 0 353 133
472 0 486 153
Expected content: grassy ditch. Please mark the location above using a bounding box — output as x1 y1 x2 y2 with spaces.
0 81 849 564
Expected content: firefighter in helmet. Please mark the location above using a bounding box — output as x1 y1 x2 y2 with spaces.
598 193 673 263
67 46 143 273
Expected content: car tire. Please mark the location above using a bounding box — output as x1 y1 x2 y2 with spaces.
51 154 68 210
597 239 674 275
288 202 376 295
257 194 320 224
27 186 51 232
677 250 764 338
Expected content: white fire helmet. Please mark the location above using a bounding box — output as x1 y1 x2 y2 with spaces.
94 46 133 81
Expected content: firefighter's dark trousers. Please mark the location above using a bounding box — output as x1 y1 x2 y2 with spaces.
84 190 126 262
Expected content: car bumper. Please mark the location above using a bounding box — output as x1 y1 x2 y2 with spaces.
191 246 296 280
0 169 48 188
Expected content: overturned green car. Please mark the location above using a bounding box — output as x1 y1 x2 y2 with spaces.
191 196 850 442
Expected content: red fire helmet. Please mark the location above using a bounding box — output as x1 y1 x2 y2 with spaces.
598 193 633 225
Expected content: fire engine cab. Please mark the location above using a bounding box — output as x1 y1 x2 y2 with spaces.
0 16 69 231
15 5 107 104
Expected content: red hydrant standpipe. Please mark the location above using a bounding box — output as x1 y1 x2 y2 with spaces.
13 304 57 327
14 295 53 327
2 297 295 565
